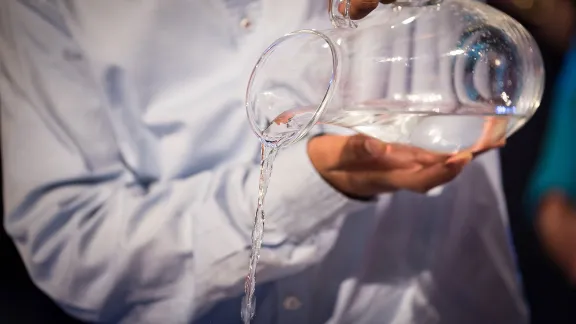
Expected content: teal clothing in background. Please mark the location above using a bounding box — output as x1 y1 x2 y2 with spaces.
526 38 576 217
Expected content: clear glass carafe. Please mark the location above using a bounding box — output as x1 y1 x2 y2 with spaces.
245 0 544 154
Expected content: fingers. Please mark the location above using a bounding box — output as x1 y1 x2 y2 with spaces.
472 136 506 158
359 150 470 194
329 135 389 169
375 141 448 169
308 134 469 197
383 156 469 193
409 162 467 193
438 116 509 160
332 135 446 170
307 134 379 173
337 137 467 194
343 0 396 20
470 116 508 154
348 156 468 195
445 151 473 166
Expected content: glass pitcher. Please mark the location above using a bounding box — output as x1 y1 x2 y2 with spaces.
245 0 544 154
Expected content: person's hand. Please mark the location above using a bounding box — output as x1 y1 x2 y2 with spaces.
537 192 576 283
468 116 507 157
345 0 396 20
307 134 472 198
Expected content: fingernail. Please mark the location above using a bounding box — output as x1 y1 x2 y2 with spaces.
446 152 472 168
364 138 383 158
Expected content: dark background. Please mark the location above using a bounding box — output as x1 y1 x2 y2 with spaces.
490 0 576 322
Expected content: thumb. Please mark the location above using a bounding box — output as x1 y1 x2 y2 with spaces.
398 157 467 193
307 134 384 172
336 135 388 168
337 135 425 170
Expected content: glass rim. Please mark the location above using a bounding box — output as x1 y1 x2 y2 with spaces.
245 29 340 148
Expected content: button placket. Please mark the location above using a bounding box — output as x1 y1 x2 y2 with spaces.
222 0 260 33
275 271 313 324
240 0 261 32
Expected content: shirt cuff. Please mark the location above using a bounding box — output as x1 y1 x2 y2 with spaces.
264 138 374 242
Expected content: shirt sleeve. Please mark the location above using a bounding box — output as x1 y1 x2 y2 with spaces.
525 37 576 218
0 3 371 323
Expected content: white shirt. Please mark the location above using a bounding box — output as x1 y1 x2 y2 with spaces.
0 0 528 323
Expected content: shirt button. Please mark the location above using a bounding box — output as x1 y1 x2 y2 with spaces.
283 296 302 311
240 17 252 29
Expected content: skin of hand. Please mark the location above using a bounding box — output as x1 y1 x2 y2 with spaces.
308 134 473 198
537 192 576 283
344 0 396 20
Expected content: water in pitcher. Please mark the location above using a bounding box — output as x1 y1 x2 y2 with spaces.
241 102 527 323
264 102 528 153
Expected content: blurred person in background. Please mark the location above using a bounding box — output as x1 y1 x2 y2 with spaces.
488 0 576 322
0 1 527 323
526 28 576 301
